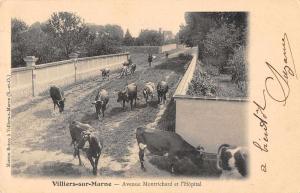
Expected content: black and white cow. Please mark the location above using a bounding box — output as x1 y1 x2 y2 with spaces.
136 127 205 173
92 89 109 120
157 81 169 104
49 86 65 113
101 68 110 80
117 83 138 110
143 82 155 104
69 121 103 175
216 144 248 178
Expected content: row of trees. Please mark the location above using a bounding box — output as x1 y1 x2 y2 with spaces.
178 12 248 83
12 12 173 68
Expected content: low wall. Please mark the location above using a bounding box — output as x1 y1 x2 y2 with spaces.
161 44 177 53
174 47 198 95
11 53 129 102
174 96 247 153
122 44 177 54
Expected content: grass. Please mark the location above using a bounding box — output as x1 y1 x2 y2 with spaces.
187 61 247 98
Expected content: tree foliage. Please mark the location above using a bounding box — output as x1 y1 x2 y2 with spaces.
45 12 89 57
178 12 248 85
135 29 164 46
123 29 134 46
11 12 125 67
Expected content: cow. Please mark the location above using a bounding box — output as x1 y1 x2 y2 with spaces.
216 144 248 178
49 86 65 113
136 127 205 173
143 82 155 104
101 68 110 80
129 63 136 75
117 83 138 110
120 66 129 78
92 89 109 120
69 121 103 175
157 81 169 104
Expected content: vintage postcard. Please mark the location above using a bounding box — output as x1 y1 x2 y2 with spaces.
0 0 299 192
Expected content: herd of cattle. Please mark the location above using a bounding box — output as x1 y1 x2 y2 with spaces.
48 57 248 178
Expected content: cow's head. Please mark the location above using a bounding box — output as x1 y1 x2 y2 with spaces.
92 100 105 118
117 90 128 102
216 144 248 177
143 88 148 98
57 98 66 112
194 145 205 166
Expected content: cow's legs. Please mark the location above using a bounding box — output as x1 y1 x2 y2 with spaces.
163 94 167 104
134 97 137 107
122 100 125 109
138 148 145 171
87 155 96 175
77 149 82 166
93 155 100 175
130 99 133 110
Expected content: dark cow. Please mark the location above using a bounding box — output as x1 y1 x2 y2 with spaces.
157 81 169 104
117 83 138 110
69 121 103 175
92 89 109 120
49 86 65 113
101 68 110 80
216 144 248 178
129 63 136 75
136 127 205 173
143 82 155 104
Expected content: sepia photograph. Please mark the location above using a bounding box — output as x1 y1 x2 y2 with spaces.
9 10 249 179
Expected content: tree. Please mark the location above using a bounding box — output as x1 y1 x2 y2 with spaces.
123 29 134 46
44 12 89 57
11 18 28 67
137 29 163 46
203 22 242 70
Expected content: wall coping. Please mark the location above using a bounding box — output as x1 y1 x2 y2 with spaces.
173 46 198 96
173 94 249 102
122 43 177 48
11 52 129 73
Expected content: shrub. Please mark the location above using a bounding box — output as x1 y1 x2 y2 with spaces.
228 46 247 86
187 70 216 96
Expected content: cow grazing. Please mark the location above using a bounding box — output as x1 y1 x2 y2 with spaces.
136 127 205 173
157 81 169 104
92 89 109 120
216 144 248 178
69 121 103 175
49 86 65 113
117 83 138 110
101 68 110 80
143 82 155 103
130 63 136 75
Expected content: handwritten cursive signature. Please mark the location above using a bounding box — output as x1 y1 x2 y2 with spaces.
252 33 297 166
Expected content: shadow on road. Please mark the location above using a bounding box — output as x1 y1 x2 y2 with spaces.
21 161 90 177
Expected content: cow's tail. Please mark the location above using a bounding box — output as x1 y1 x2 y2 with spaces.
216 144 230 171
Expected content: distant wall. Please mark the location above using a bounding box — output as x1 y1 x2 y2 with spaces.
122 44 177 54
11 53 129 102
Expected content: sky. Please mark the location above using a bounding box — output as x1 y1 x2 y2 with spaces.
8 0 188 37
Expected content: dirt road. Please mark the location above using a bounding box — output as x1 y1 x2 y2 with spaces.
11 49 191 177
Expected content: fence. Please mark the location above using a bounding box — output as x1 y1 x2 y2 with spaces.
11 53 129 102
173 47 248 153
122 44 177 54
